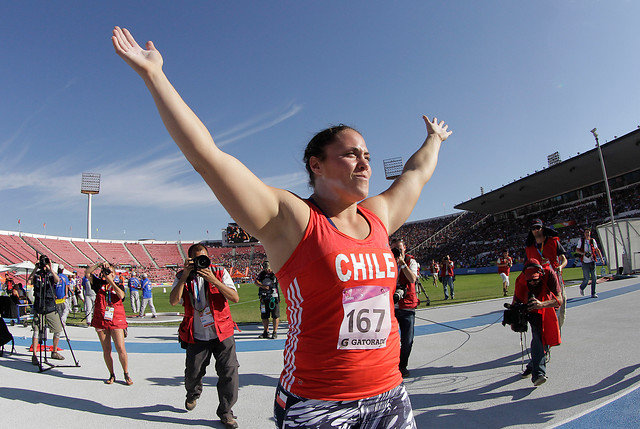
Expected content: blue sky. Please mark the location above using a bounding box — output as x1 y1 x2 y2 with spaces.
1 1 638 241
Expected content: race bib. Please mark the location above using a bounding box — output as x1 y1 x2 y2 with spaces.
104 306 114 321
199 307 215 328
338 286 391 350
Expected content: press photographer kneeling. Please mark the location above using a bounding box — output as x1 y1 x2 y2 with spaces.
508 258 562 387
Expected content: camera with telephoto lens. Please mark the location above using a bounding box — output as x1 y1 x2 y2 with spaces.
391 247 401 259
502 302 529 332
193 255 211 270
393 284 407 304
35 255 50 271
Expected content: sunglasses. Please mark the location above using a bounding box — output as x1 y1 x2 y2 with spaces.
531 225 542 231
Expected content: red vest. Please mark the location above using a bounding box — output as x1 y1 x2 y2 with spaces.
177 266 235 344
497 256 512 275
577 238 597 263
514 268 561 347
398 254 419 310
526 236 562 269
91 283 128 330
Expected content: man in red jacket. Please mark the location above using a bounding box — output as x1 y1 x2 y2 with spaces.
525 219 568 328
512 258 562 387
170 244 240 429
391 238 419 378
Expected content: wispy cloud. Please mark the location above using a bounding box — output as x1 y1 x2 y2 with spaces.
1 100 306 211
0 79 76 154
215 101 303 147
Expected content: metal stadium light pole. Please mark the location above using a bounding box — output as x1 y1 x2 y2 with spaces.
80 173 101 239
590 128 619 274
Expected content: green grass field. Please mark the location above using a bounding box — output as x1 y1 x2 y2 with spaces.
65 266 598 326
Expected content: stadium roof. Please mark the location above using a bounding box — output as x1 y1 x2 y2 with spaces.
455 128 640 215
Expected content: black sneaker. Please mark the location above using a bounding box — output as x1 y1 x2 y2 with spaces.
32 355 39 366
591 294 598 298
258 331 270 339
270 332 278 339
521 367 532 378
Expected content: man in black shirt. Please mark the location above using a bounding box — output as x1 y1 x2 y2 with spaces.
255 261 280 339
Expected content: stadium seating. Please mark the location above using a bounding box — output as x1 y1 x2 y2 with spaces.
90 242 138 266
124 242 156 268
144 243 183 267
72 241 103 264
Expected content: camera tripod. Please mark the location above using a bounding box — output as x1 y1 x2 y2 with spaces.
32 268 81 373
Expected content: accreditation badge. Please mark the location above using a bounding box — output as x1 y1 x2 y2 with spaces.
337 286 391 350
104 306 115 321
199 307 215 328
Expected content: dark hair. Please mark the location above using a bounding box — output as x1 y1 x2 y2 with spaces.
303 124 360 187
188 243 208 258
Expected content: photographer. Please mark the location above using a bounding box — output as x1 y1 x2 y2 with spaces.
391 238 419 378
576 227 603 298
441 255 455 300
525 219 568 327
170 244 240 429
511 258 562 387
86 261 132 385
28 255 65 365
255 261 280 339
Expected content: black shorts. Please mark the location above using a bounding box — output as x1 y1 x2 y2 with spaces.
260 298 280 320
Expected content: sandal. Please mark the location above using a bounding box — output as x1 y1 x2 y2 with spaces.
106 373 116 384
124 372 133 385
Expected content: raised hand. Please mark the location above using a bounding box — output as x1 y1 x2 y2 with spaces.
112 26 163 75
423 115 452 142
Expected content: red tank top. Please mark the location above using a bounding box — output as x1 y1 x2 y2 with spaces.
276 201 402 400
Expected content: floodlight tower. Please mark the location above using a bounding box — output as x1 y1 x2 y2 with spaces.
383 157 403 180
81 173 101 239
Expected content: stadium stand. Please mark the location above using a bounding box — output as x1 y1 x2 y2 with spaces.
125 242 156 268
40 238 93 268
90 241 138 266
22 236 69 267
143 242 183 267
0 235 38 262
73 241 103 264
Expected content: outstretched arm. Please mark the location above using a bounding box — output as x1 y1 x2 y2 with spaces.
362 116 452 234
111 27 306 247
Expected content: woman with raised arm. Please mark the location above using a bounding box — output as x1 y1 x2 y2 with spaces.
86 261 132 386
113 26 451 429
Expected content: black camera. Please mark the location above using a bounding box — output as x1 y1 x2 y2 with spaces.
101 267 112 276
584 252 592 258
193 255 211 270
391 247 401 259
35 255 50 271
393 284 407 304
502 302 529 332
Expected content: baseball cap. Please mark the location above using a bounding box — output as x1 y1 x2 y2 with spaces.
524 259 543 280
530 219 543 229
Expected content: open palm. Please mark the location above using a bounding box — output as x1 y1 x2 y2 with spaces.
112 26 163 74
